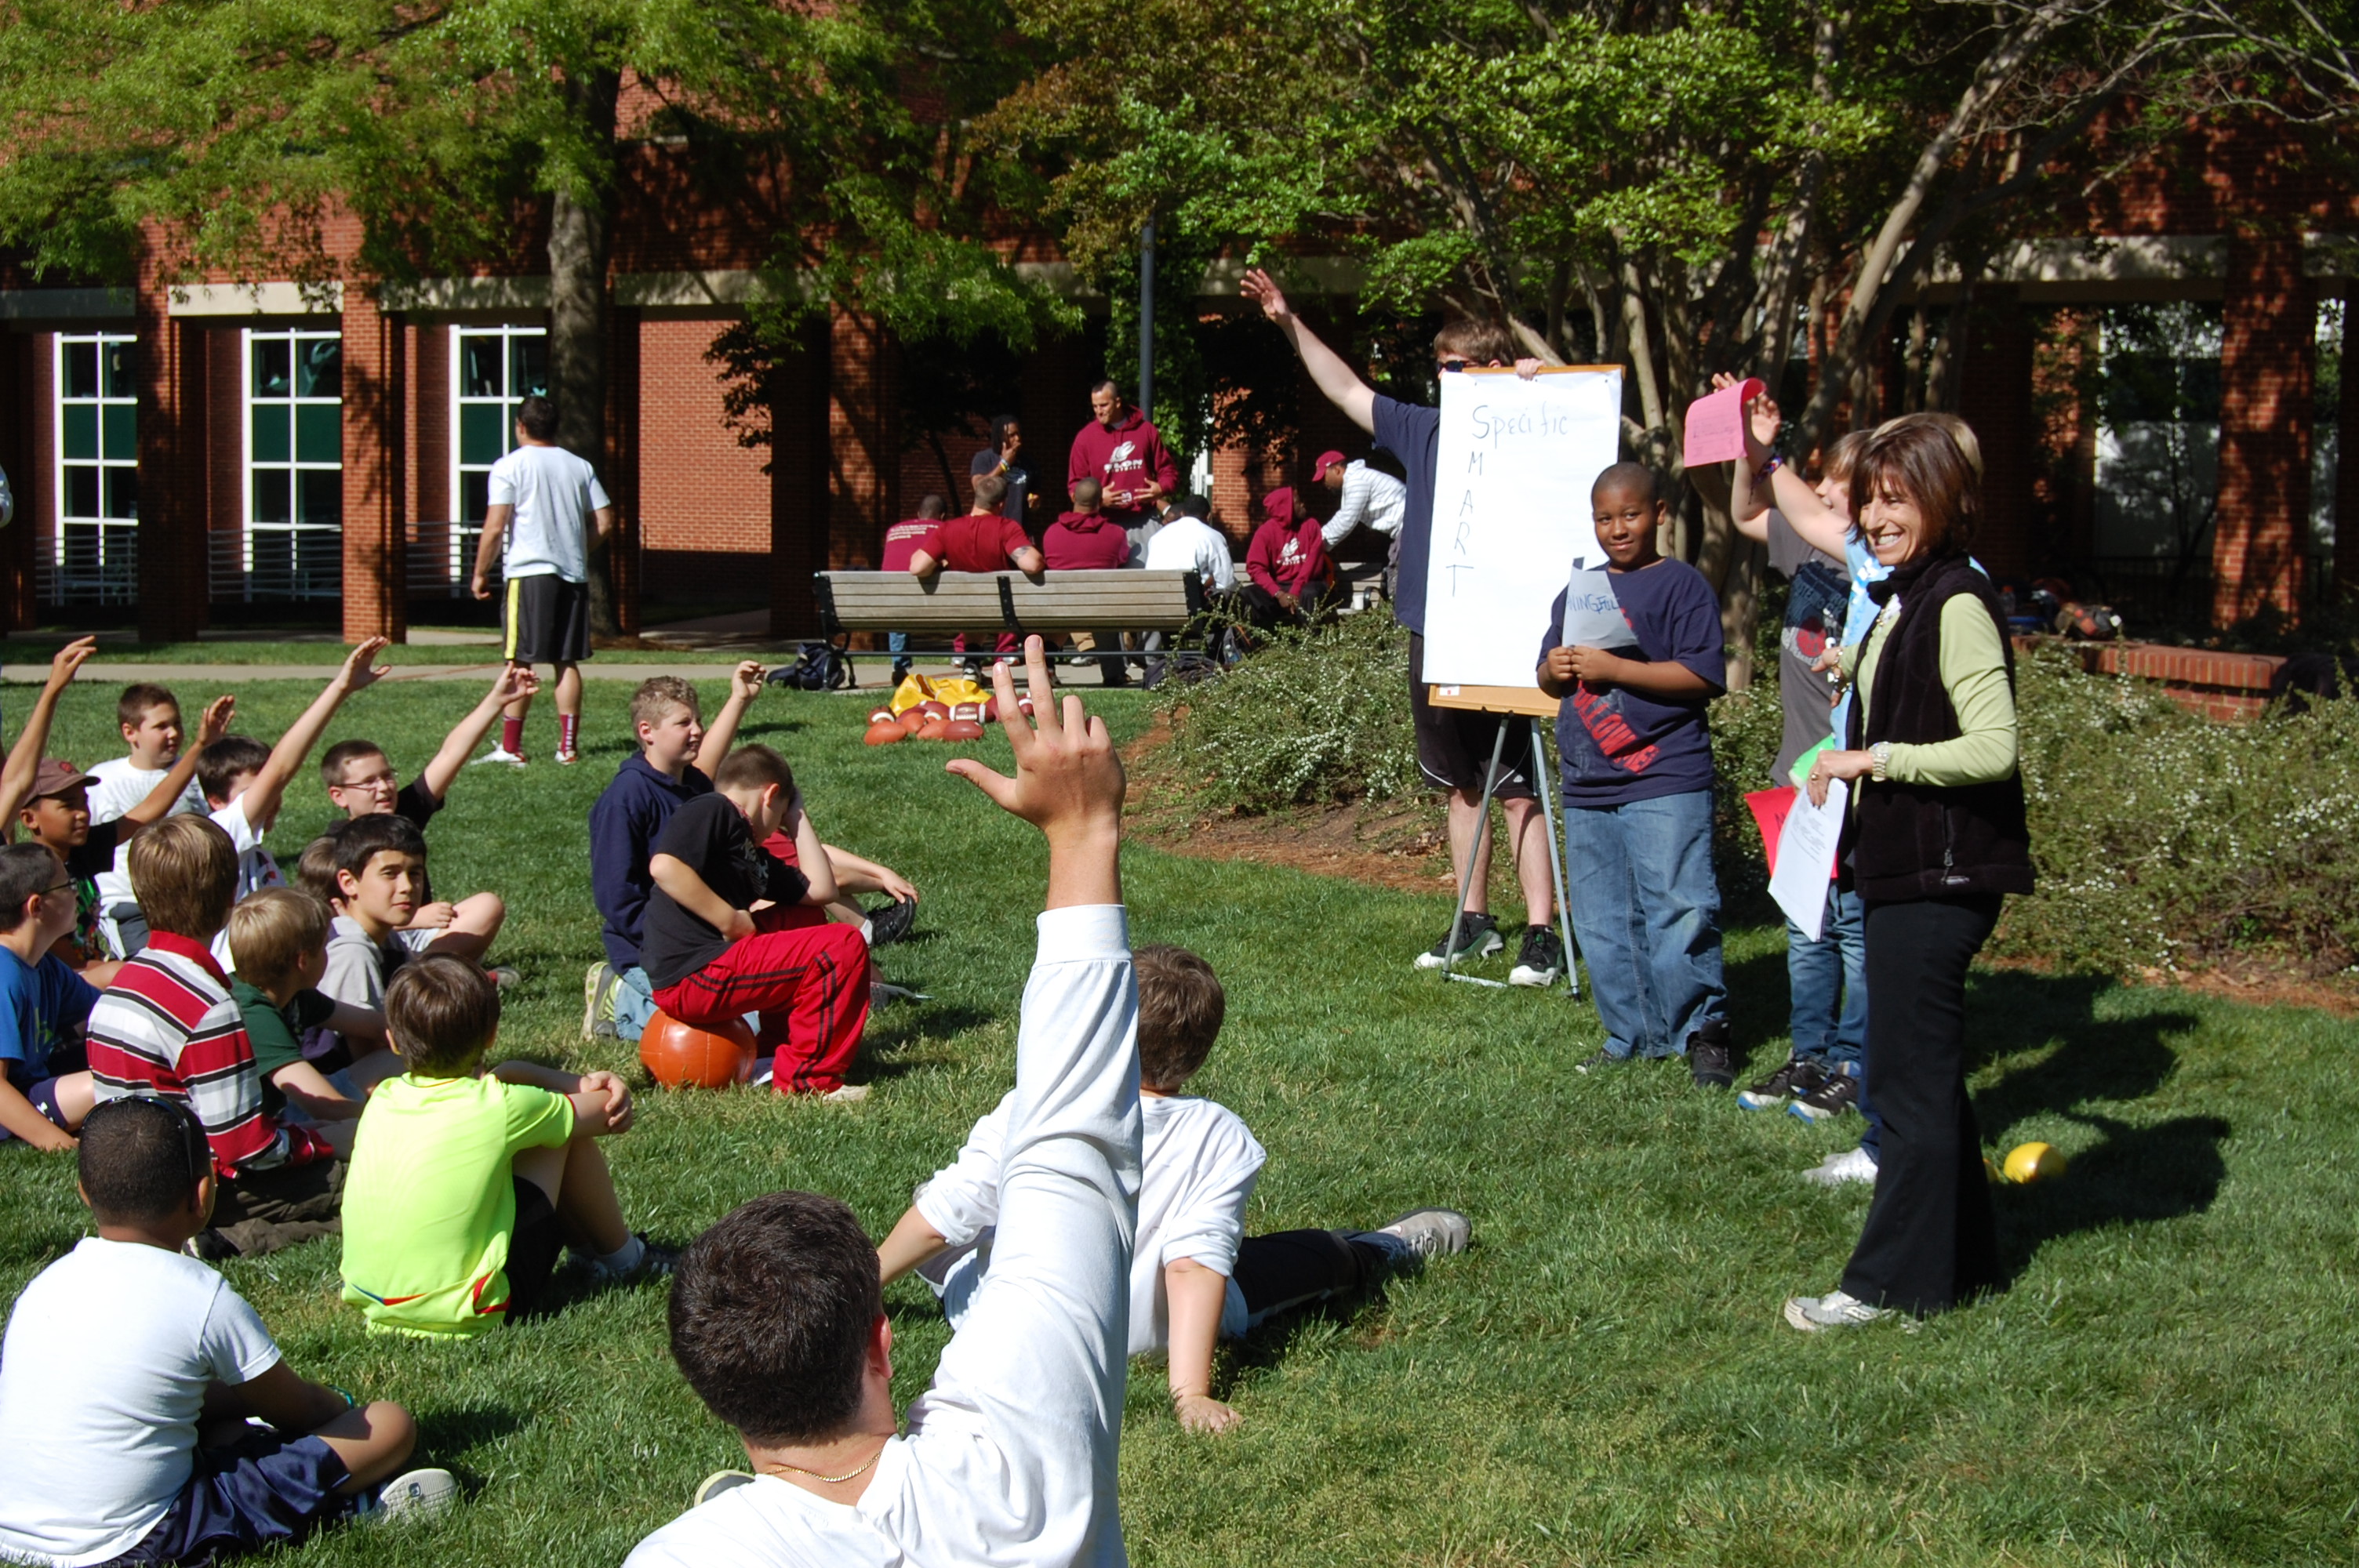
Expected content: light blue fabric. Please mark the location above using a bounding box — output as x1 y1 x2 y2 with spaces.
1561 788 1727 1059
611 964 658 1044
1787 884 1866 1068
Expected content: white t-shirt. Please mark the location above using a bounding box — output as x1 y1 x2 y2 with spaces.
1321 460 1407 549
207 796 283 971
0 1238 282 1566
488 443 611 583
918 1091 1263 1356
628 906 1141 1568
1141 516 1237 594
85 758 205 922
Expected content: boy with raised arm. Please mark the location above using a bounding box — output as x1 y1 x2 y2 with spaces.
631 637 1137 1568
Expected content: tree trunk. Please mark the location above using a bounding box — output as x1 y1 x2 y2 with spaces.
549 70 623 636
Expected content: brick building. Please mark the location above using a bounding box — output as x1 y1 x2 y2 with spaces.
0 122 2350 646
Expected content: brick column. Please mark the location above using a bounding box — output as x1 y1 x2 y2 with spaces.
0 331 35 630
2339 279 2358 598
2212 233 2314 625
769 317 831 640
828 307 897 571
605 305 642 634
340 285 407 644
134 264 206 642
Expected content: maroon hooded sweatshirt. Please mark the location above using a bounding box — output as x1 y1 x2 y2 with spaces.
1246 488 1332 596
1067 409 1180 527
1042 510 1132 571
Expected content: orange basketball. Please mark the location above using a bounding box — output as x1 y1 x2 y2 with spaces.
639 1010 758 1089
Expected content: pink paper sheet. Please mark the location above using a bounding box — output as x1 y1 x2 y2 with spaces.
1681 377 1765 467
1745 786 1794 874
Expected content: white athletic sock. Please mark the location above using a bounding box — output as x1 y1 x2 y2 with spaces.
858 918 875 946
597 1235 645 1274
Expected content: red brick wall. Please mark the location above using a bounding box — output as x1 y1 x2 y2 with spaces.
768 318 830 639
827 309 896 572
0 332 35 630
2212 233 2314 622
29 332 52 568
205 327 241 550
342 289 406 641
636 315 774 606
133 266 205 641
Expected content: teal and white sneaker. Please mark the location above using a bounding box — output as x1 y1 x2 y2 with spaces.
1414 913 1502 971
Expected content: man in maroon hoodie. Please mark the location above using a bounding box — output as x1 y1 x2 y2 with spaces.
1241 487 1336 631
1041 479 1134 686
1068 381 1179 532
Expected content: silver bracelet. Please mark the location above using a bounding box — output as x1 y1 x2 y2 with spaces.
1869 742 1891 782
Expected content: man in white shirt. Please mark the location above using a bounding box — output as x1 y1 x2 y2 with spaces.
630 636 1138 1568
468 394 617 768
1140 495 1237 688
1312 448 1408 551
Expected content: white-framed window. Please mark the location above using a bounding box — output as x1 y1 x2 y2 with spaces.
451 321 547 514
239 327 343 601
50 332 137 604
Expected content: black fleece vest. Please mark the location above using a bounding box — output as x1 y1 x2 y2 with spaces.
1841 553 2034 902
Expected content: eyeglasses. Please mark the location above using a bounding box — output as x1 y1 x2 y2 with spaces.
42 881 71 895
1439 358 1467 373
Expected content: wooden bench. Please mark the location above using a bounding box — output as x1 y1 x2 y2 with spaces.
813 568 1211 674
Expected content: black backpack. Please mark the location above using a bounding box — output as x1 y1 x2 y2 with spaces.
767 641 853 692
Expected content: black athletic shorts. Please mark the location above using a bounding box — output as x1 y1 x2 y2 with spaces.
503 574 591 665
506 1175 563 1319
1406 632 1535 799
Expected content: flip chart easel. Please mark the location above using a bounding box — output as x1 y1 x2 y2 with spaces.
1427 684 1579 998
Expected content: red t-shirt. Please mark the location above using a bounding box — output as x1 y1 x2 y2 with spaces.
881 518 943 571
934 512 1033 573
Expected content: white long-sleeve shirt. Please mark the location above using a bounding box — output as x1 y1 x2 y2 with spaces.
918 1091 1266 1355
627 905 1143 1568
1141 515 1235 593
1319 460 1407 549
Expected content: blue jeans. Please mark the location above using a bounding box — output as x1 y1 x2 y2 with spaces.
1788 884 1866 1069
1561 789 1727 1059
888 630 911 679
612 964 658 1044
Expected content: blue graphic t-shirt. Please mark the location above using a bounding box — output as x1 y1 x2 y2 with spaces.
0 946 98 1099
1538 556 1728 808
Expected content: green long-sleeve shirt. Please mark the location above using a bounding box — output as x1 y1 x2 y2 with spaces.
1847 593 2019 787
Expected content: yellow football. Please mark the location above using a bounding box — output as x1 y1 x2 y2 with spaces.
2002 1142 2067 1184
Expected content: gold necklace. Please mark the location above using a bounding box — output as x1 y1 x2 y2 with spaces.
761 1439 889 1486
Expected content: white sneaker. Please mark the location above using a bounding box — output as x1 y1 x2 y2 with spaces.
471 746 528 768
1801 1145 1878 1188
1377 1207 1471 1260
822 1083 871 1104
1783 1289 1897 1332
370 1467 459 1520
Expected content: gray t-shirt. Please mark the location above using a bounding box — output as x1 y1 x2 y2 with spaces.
1765 511 1852 781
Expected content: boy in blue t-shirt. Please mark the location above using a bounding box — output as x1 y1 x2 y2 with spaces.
0 843 101 1150
1537 463 1734 1087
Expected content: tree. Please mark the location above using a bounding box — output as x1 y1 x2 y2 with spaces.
984 0 2353 677
0 0 939 633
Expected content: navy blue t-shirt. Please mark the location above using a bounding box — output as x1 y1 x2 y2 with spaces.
1537 557 1727 807
1371 395 1441 635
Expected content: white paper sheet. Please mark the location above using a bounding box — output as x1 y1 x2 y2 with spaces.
1768 778 1846 941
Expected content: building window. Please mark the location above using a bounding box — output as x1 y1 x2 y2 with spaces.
51 332 137 604
240 328 343 601
442 325 547 590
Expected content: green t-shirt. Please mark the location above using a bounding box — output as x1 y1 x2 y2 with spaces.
340 1073 574 1338
227 981 336 1117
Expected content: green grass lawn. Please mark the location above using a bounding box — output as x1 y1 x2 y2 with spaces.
0 637 761 668
3 675 2355 1566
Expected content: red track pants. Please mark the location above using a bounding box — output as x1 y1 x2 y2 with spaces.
652 913 871 1094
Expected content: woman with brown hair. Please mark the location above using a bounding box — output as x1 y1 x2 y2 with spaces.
1783 418 2034 1330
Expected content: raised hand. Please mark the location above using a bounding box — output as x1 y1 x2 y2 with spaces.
196 695 236 747
731 660 766 705
491 665 541 706
946 637 1124 909
1238 267 1292 325
335 636 394 695
43 637 96 692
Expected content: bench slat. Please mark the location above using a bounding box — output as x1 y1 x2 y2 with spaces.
816 570 1205 634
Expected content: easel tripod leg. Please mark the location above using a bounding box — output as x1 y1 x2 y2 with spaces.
1441 718 1510 982
1529 717 1580 1000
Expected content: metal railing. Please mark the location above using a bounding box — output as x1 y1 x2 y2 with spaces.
209 526 343 603
35 525 139 607
38 521 496 608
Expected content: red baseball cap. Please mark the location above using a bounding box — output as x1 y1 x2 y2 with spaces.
30 759 96 799
1312 450 1349 483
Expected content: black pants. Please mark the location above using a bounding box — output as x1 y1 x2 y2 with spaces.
1238 579 1339 632
1231 1229 1394 1320
1840 894 2004 1316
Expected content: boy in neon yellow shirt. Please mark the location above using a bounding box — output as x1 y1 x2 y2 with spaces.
340 953 672 1337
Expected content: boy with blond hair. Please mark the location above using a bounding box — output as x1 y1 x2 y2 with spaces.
225 887 395 1146
316 663 538 962
877 943 1467 1432
339 954 670 1336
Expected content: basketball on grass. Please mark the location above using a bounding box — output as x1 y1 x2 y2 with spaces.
640 1011 758 1090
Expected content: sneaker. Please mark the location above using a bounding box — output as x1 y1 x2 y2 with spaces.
867 896 918 947
369 1467 460 1520
1413 912 1502 970
1737 1055 1828 1111
554 747 581 766
1377 1207 1472 1260
1508 926 1564 987
1790 1066 1860 1123
485 964 522 992
1783 1289 1896 1332
471 746 528 768
822 1083 871 1104
694 1471 758 1508
583 963 617 1040
1574 1047 1626 1073
1801 1145 1878 1187
181 1230 234 1261
592 1233 678 1283
1688 1019 1735 1089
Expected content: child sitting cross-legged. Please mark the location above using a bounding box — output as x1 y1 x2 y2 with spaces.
642 746 872 1099
339 953 673 1337
0 1097 454 1565
876 943 1470 1433
0 844 100 1152
294 815 429 1072
225 887 398 1153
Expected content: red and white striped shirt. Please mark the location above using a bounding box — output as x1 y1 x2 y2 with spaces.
85 932 290 1176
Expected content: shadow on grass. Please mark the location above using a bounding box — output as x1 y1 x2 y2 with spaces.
412 1403 526 1481
1961 971 2227 1280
